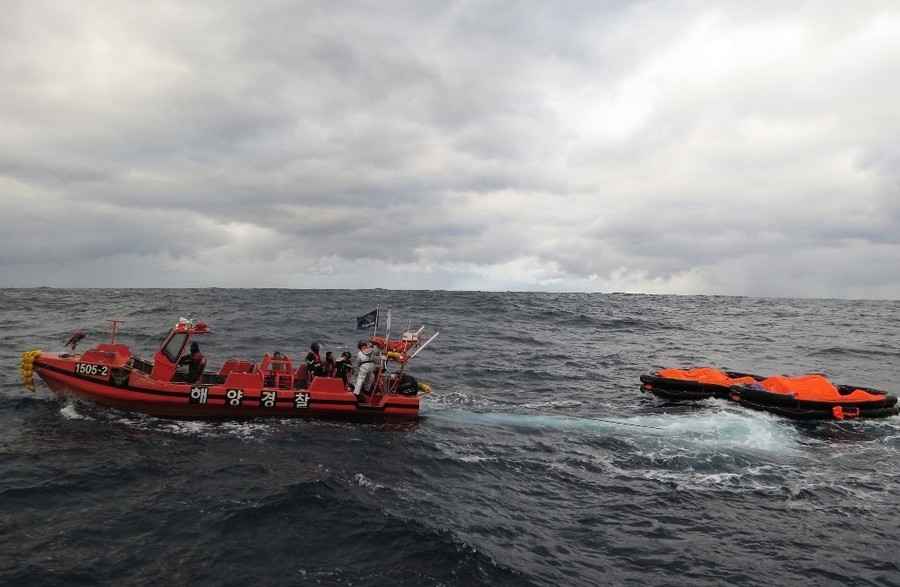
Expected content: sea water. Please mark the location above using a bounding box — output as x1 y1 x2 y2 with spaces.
1 289 898 585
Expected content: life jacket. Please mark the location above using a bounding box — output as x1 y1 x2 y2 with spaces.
306 351 323 374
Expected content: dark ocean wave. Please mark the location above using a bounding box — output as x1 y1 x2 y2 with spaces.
809 345 900 359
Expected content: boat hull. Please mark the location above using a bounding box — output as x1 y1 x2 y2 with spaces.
35 357 419 421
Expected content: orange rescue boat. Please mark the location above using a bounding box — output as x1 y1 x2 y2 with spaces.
21 318 436 421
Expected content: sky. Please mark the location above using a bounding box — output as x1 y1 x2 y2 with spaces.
2 1 899 298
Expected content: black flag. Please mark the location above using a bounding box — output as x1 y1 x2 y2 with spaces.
356 309 378 330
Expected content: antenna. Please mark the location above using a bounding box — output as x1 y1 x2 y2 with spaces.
109 320 124 344
408 331 439 360
377 308 393 396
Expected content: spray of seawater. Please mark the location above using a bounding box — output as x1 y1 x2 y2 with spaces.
59 399 93 421
425 405 801 454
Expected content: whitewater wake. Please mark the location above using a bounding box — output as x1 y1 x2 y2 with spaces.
425 404 801 454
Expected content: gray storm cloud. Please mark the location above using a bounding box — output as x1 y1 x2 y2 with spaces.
1 1 899 298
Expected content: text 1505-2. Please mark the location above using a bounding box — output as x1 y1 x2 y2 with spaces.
75 363 110 378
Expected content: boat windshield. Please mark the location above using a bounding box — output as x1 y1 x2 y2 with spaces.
162 332 188 363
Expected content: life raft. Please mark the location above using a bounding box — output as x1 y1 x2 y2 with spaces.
641 367 899 420
640 367 763 401
730 375 899 420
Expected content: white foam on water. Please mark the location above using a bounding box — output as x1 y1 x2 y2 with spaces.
352 472 384 491
875 418 900 448
84 409 278 441
639 409 801 454
545 443 797 498
160 419 216 437
523 411 900 508
214 421 275 441
428 404 802 456
456 454 492 463
428 410 797 452
155 419 276 441
657 468 803 496
521 399 583 409
421 391 501 411
59 400 92 420
430 438 498 464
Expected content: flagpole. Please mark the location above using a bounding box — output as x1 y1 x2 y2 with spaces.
372 306 379 339
381 308 392 394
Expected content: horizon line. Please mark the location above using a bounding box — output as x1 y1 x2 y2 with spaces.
1 286 896 303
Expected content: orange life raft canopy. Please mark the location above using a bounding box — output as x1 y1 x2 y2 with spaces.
640 367 763 401
730 374 898 420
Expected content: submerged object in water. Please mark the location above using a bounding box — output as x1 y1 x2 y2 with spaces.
640 367 763 401
25 317 435 421
730 375 899 420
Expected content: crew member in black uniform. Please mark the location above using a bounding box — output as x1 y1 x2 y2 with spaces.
305 342 324 378
178 341 206 383
335 351 353 386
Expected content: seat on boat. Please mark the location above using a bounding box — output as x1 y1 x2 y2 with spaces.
219 359 254 377
259 353 294 389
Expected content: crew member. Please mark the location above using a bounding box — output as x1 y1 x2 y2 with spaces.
335 351 353 386
353 340 376 398
305 343 324 378
178 341 206 383
64 330 86 351
324 351 336 377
